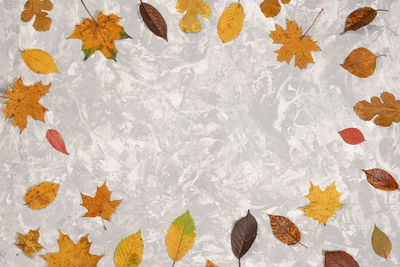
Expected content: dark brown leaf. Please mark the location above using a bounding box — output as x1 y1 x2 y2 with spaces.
362 168 399 191
268 214 302 246
324 250 360 267
341 7 388 35
139 1 168 41
231 210 258 261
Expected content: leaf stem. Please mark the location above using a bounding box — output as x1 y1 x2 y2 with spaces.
376 54 387 59
102 218 107 230
80 0 97 23
299 242 308 249
0 95 8 99
302 8 324 38
171 261 176 267
376 9 389 12
239 258 241 267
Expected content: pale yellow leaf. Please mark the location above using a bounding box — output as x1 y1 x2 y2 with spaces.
22 49 59 74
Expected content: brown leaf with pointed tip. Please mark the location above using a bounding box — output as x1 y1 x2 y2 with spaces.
206 260 218 267
268 214 301 246
81 182 122 222
46 129 69 155
16 228 43 257
324 250 360 267
140 2 168 41
362 168 399 191
231 210 258 261
260 0 281 18
21 0 53 31
371 225 391 259
353 92 400 127
342 7 377 35
340 48 378 78
338 128 365 145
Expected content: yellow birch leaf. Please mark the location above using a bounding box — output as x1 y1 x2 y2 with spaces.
300 181 344 225
176 0 211 33
218 3 244 43
166 210 196 264
24 182 59 209
22 49 59 74
115 231 144 267
16 228 43 257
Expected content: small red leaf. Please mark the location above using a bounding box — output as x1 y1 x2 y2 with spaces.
362 168 399 191
46 129 69 155
338 128 365 145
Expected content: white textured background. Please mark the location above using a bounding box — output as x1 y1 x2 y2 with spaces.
0 0 400 266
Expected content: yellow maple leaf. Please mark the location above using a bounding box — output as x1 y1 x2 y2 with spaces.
176 0 211 33
21 0 53 31
270 19 320 69
217 3 244 43
68 11 130 61
301 181 344 225
16 228 43 257
41 231 103 267
3 78 50 133
81 181 122 227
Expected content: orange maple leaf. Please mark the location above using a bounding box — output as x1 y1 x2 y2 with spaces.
3 78 50 133
68 11 131 61
81 182 121 226
41 231 103 267
270 19 320 69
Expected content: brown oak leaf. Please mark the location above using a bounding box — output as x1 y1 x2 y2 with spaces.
21 0 53 31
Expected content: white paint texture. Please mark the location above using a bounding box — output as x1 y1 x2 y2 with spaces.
1 0 400 266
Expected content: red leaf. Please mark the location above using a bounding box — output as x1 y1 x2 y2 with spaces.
46 129 69 155
362 168 399 191
338 128 365 145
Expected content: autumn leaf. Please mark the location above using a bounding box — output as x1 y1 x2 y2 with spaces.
206 260 217 267
46 129 69 155
24 182 59 209
21 0 53 31
41 231 103 266
281 0 290 3
260 0 281 18
21 49 59 74
267 214 306 247
270 19 320 69
301 181 344 225
140 1 168 41
324 250 360 267
371 225 391 259
176 0 211 33
81 182 122 228
353 92 400 127
231 210 258 265
217 3 244 43
16 228 43 257
362 169 399 191
166 210 196 265
3 78 50 133
338 128 365 145
340 48 382 78
341 7 388 35
115 231 144 267
68 10 130 61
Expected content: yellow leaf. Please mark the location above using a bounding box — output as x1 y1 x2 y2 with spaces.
4 78 50 133
176 0 211 33
41 231 103 267
206 260 218 267
115 231 144 267
22 49 59 74
16 228 43 257
24 182 59 209
217 3 244 43
166 210 196 263
300 181 344 225
270 19 320 69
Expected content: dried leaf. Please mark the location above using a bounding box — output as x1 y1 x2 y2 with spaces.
281 0 290 4
362 168 399 191
46 129 69 155
338 128 365 145
340 48 378 78
166 210 196 264
260 0 281 18
353 92 400 127
68 12 130 60
41 231 103 266
324 250 360 267
24 182 59 209
176 0 211 33
115 231 144 267
3 78 50 133
300 181 344 225
81 182 122 223
217 3 244 43
21 0 53 31
268 214 301 246
342 7 380 35
231 210 258 262
371 225 391 259
21 49 59 74
270 19 320 69
16 228 43 257
140 1 168 41
206 260 217 267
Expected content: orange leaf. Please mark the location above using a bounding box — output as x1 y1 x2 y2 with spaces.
340 48 379 78
362 169 399 191
21 0 53 31
267 214 303 246
16 228 43 257
260 0 281 18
